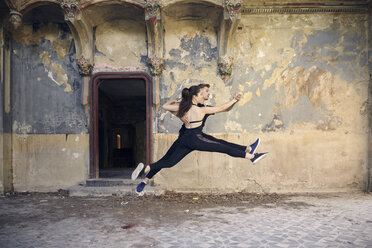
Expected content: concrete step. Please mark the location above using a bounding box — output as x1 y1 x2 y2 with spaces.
85 179 139 187
68 179 163 197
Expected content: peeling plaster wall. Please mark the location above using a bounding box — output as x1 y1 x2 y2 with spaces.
154 12 369 192
234 13 368 134
11 23 87 134
159 17 226 133
9 23 89 191
94 20 147 71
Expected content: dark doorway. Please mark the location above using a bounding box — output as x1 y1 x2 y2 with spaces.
90 73 152 179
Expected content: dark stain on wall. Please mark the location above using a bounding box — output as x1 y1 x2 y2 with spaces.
140 55 148 65
262 114 285 132
166 34 217 71
359 51 367 67
168 49 182 59
180 34 217 67
93 26 106 57
164 58 188 70
58 23 70 40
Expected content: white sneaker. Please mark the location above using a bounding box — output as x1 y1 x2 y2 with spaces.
131 163 144 181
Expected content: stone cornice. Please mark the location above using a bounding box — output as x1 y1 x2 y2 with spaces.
242 1 368 14
242 7 368 14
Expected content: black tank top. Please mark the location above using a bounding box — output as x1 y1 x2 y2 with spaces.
179 104 214 135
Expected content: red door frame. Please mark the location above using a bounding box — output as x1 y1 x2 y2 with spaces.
89 72 153 178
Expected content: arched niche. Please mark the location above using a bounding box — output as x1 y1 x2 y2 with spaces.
162 0 223 21
83 3 147 70
162 0 223 8
162 0 242 80
82 2 145 26
7 0 94 76
21 3 65 24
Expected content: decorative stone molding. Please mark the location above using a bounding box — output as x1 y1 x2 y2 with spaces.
144 0 164 77
217 0 241 79
144 0 161 23
8 10 23 30
148 55 163 76
59 1 93 78
76 56 93 76
60 0 79 21
242 7 367 14
224 0 242 21
218 55 234 77
4 0 17 11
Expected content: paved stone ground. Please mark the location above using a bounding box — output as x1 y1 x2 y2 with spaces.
0 192 371 248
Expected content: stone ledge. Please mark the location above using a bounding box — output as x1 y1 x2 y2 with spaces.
68 181 164 197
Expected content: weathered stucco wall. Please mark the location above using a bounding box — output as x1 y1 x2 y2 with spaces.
11 23 87 134
1 0 370 193
94 20 147 71
9 22 89 191
154 12 369 192
12 134 88 192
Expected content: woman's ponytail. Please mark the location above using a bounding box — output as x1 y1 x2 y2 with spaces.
181 88 190 100
177 85 200 118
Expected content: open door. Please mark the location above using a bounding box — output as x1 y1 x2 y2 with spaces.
90 73 152 179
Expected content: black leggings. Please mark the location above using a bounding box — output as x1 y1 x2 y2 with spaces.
146 126 247 179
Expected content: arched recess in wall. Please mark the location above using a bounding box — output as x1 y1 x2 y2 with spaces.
162 0 223 21
17 3 66 27
13 1 93 68
161 0 224 81
162 0 241 80
79 0 143 9
162 0 223 9
12 2 64 25
81 1 147 71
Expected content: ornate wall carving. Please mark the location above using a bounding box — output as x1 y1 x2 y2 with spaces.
145 0 164 78
8 10 23 30
218 0 241 79
144 0 161 23
218 55 234 78
224 0 242 21
76 55 93 76
148 55 163 76
60 0 79 21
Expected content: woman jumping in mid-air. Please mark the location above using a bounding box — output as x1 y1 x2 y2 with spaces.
132 85 267 195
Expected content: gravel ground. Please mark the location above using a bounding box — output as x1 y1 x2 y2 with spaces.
0 191 371 247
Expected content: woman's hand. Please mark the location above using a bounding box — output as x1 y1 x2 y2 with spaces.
233 92 241 101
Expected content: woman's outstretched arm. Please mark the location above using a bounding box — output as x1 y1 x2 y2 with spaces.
225 92 241 112
202 93 241 114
